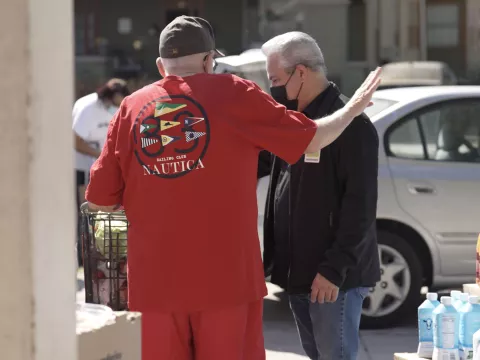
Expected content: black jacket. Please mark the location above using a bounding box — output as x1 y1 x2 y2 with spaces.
257 150 272 179
263 83 381 294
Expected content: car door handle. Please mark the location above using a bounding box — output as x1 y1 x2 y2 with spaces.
407 184 435 195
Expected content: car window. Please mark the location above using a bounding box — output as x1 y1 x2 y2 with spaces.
419 109 442 157
388 117 425 159
364 98 398 118
387 99 480 163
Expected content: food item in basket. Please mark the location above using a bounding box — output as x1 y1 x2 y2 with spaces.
92 261 111 306
93 212 128 258
119 258 127 274
118 258 128 308
119 279 128 306
91 258 128 310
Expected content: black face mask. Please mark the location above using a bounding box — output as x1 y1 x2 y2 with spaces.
270 69 303 111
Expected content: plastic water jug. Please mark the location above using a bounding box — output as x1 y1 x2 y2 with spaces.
459 296 480 360
433 296 460 360
452 291 462 304
472 328 480 359
456 293 470 311
419 292 441 358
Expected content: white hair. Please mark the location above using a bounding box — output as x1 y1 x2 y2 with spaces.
261 32 327 74
160 52 209 75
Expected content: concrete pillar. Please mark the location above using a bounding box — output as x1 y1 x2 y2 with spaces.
366 0 379 68
397 0 423 61
398 0 409 59
419 0 428 60
0 0 76 359
378 0 399 61
465 0 480 75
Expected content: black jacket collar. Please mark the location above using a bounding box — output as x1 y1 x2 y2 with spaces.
303 82 341 119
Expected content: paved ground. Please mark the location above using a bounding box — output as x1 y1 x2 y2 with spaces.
77 271 427 359
263 283 418 360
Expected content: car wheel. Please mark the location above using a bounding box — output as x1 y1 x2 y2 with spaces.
360 230 423 329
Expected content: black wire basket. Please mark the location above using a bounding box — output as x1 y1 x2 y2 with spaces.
80 202 129 311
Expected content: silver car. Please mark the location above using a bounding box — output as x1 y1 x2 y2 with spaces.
377 61 458 90
257 86 480 328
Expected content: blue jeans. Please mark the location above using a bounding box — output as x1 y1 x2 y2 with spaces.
289 288 369 360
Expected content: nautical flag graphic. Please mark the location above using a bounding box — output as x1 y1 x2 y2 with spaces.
185 131 206 142
154 102 186 117
184 117 205 127
141 138 159 148
161 135 181 146
160 120 180 131
140 124 157 133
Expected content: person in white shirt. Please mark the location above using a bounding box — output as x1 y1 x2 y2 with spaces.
73 78 129 265
73 78 130 181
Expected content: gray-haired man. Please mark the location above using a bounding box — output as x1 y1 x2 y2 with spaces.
262 32 381 360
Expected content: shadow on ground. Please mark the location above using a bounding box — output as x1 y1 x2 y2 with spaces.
263 290 293 322
263 290 307 356
263 287 459 357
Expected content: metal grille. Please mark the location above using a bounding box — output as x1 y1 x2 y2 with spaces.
80 203 129 311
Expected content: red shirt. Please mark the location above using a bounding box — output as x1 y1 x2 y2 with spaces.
86 74 317 312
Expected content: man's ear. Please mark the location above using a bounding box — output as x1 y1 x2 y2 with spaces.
297 64 308 80
156 58 166 77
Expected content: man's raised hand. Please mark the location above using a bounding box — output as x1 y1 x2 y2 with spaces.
345 67 382 117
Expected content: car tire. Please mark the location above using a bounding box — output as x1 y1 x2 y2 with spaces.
360 230 423 329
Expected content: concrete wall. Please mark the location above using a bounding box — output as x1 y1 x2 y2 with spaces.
0 0 76 359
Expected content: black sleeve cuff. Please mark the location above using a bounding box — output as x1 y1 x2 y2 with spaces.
318 265 345 288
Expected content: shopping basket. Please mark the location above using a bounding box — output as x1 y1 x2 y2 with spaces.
80 202 129 311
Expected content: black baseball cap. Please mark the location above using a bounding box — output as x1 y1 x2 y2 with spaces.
159 16 225 59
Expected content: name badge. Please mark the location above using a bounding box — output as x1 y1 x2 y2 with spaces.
304 150 321 163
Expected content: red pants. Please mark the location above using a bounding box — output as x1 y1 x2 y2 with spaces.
142 300 265 360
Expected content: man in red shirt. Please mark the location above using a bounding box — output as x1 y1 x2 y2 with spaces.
86 16 381 360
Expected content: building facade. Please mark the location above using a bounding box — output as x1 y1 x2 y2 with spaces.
373 0 480 80
260 0 480 95
73 0 480 97
74 0 257 97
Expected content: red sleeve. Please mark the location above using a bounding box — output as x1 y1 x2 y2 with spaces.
85 107 124 206
229 79 317 164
